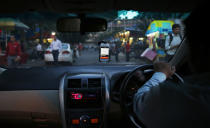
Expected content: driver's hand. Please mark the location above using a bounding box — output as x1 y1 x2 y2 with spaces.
154 62 176 78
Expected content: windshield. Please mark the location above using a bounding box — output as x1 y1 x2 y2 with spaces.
0 11 189 68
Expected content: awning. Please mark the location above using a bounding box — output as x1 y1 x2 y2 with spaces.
146 20 174 36
0 18 29 30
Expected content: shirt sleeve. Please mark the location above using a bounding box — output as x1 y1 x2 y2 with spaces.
50 42 53 50
36 45 38 51
165 36 170 50
133 72 166 120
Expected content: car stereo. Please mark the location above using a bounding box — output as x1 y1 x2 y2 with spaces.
60 74 108 128
67 89 103 108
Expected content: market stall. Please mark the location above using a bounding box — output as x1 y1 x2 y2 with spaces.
0 18 29 66
144 20 175 60
0 18 29 47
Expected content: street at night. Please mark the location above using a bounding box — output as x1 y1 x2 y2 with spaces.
19 48 148 67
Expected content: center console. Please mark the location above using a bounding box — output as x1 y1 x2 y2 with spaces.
59 73 109 128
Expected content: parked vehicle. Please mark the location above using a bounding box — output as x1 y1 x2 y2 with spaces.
44 43 73 64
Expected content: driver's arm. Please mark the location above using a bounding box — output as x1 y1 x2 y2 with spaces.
133 72 166 117
133 62 175 123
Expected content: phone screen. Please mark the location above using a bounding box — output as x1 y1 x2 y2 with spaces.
100 48 109 56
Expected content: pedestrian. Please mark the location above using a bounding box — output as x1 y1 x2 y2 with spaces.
134 40 141 59
125 41 131 62
50 35 62 64
36 42 43 60
165 24 182 61
5 36 22 68
115 43 120 62
78 43 83 56
110 42 116 56
18 40 28 64
20 40 25 53
157 34 165 49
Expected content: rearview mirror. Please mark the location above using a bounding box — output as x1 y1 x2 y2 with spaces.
57 17 107 32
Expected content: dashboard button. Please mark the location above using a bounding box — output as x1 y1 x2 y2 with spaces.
72 119 80 125
91 118 99 124
80 115 90 127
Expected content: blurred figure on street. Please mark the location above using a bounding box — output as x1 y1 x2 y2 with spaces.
73 44 79 61
125 41 131 62
134 39 142 59
157 34 165 49
78 43 83 56
50 35 62 64
36 42 43 60
115 42 120 62
19 40 28 64
5 36 22 68
165 24 182 61
19 40 25 53
110 42 116 56
73 47 77 62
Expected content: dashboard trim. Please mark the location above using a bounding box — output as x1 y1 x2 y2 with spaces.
59 73 67 128
103 72 110 128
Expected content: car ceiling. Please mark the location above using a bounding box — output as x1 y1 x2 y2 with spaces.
1 0 198 14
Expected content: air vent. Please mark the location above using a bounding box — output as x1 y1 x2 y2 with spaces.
68 79 81 88
88 78 101 88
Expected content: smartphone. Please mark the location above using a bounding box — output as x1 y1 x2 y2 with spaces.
99 46 110 62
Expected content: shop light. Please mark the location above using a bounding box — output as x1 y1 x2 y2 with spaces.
139 37 144 41
51 32 56 36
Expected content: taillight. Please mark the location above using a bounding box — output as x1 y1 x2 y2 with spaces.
62 51 70 54
45 51 51 54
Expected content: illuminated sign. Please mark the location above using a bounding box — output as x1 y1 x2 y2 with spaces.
118 10 139 19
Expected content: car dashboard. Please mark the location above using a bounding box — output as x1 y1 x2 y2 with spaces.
0 65 145 128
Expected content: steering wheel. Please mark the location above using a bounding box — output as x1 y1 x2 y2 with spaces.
119 64 184 128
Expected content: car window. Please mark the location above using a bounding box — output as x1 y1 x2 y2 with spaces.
62 44 69 49
0 11 190 68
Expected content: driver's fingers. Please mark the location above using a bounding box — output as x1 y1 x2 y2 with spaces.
169 66 176 76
